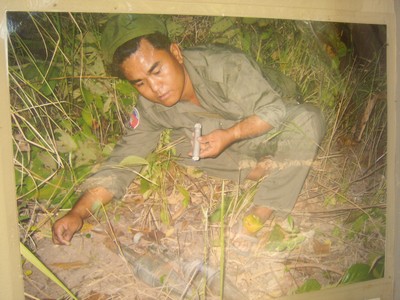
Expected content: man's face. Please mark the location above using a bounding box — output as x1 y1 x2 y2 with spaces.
120 39 187 107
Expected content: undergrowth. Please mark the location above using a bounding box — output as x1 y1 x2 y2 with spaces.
8 12 387 298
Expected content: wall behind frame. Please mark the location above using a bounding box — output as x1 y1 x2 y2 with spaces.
0 0 397 299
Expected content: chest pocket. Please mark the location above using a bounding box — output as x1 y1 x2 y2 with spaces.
195 81 246 121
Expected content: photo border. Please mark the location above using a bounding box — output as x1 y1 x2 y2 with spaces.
0 1 397 299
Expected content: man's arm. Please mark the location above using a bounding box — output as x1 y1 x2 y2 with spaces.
197 114 273 158
226 114 273 141
52 187 113 245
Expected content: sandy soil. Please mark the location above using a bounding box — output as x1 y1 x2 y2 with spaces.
22 152 386 300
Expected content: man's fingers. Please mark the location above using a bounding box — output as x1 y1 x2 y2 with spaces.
52 222 73 245
54 237 71 246
58 230 72 245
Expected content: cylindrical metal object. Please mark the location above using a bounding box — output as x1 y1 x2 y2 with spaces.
192 123 202 161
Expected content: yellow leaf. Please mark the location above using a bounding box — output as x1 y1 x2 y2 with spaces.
243 214 264 233
80 222 94 233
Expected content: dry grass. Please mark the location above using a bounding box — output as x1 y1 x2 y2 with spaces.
10 13 386 299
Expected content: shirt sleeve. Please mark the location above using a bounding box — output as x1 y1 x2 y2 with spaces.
223 53 286 128
79 102 163 199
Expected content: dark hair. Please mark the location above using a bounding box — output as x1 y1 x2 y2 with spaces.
110 32 171 78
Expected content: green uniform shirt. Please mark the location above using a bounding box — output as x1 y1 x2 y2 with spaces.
80 45 300 200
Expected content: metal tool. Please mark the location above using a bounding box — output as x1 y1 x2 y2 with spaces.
192 123 202 161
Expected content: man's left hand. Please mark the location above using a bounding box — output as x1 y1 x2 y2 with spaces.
196 129 233 158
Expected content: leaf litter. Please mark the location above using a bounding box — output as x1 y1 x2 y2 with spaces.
23 143 386 299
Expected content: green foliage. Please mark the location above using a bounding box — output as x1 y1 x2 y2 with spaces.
345 208 386 244
177 185 191 208
208 181 259 223
171 16 357 113
209 196 233 223
138 131 183 225
119 155 149 167
340 263 375 284
295 255 384 294
9 12 365 215
336 255 384 286
9 13 135 210
8 12 386 297
265 224 306 252
296 278 322 294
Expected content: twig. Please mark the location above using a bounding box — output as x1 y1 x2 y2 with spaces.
253 262 343 279
354 93 385 142
292 203 386 217
285 262 343 275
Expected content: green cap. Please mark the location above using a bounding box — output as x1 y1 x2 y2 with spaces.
101 14 167 65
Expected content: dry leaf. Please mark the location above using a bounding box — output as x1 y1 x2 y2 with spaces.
313 238 331 255
51 261 89 270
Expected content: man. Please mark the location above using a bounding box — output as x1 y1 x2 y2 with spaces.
52 14 325 245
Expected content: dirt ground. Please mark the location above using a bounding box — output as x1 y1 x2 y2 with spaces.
22 145 386 300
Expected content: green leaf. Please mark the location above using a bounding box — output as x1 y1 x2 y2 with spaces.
103 96 113 113
81 123 93 136
166 19 186 36
20 175 37 197
81 86 94 104
30 154 52 178
19 215 30 222
242 17 258 25
102 143 115 156
265 224 288 251
119 155 149 167
340 263 375 285
81 107 93 127
296 278 321 294
59 119 73 133
370 255 385 279
209 208 223 223
73 165 93 181
55 129 77 153
336 41 348 58
20 242 78 299
221 28 240 40
265 241 287 252
241 31 251 53
21 63 60 96
160 208 170 225
260 31 272 41
285 235 306 251
37 151 57 171
40 64 60 96
38 179 63 200
140 177 151 195
287 215 295 231
160 274 167 284
74 138 100 167
351 213 369 233
177 185 190 208
210 17 235 33
85 80 109 96
94 95 104 112
208 197 232 223
212 37 229 44
256 18 273 27
116 80 136 95
269 224 286 242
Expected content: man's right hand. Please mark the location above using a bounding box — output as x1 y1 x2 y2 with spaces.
52 212 83 245
51 187 114 245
